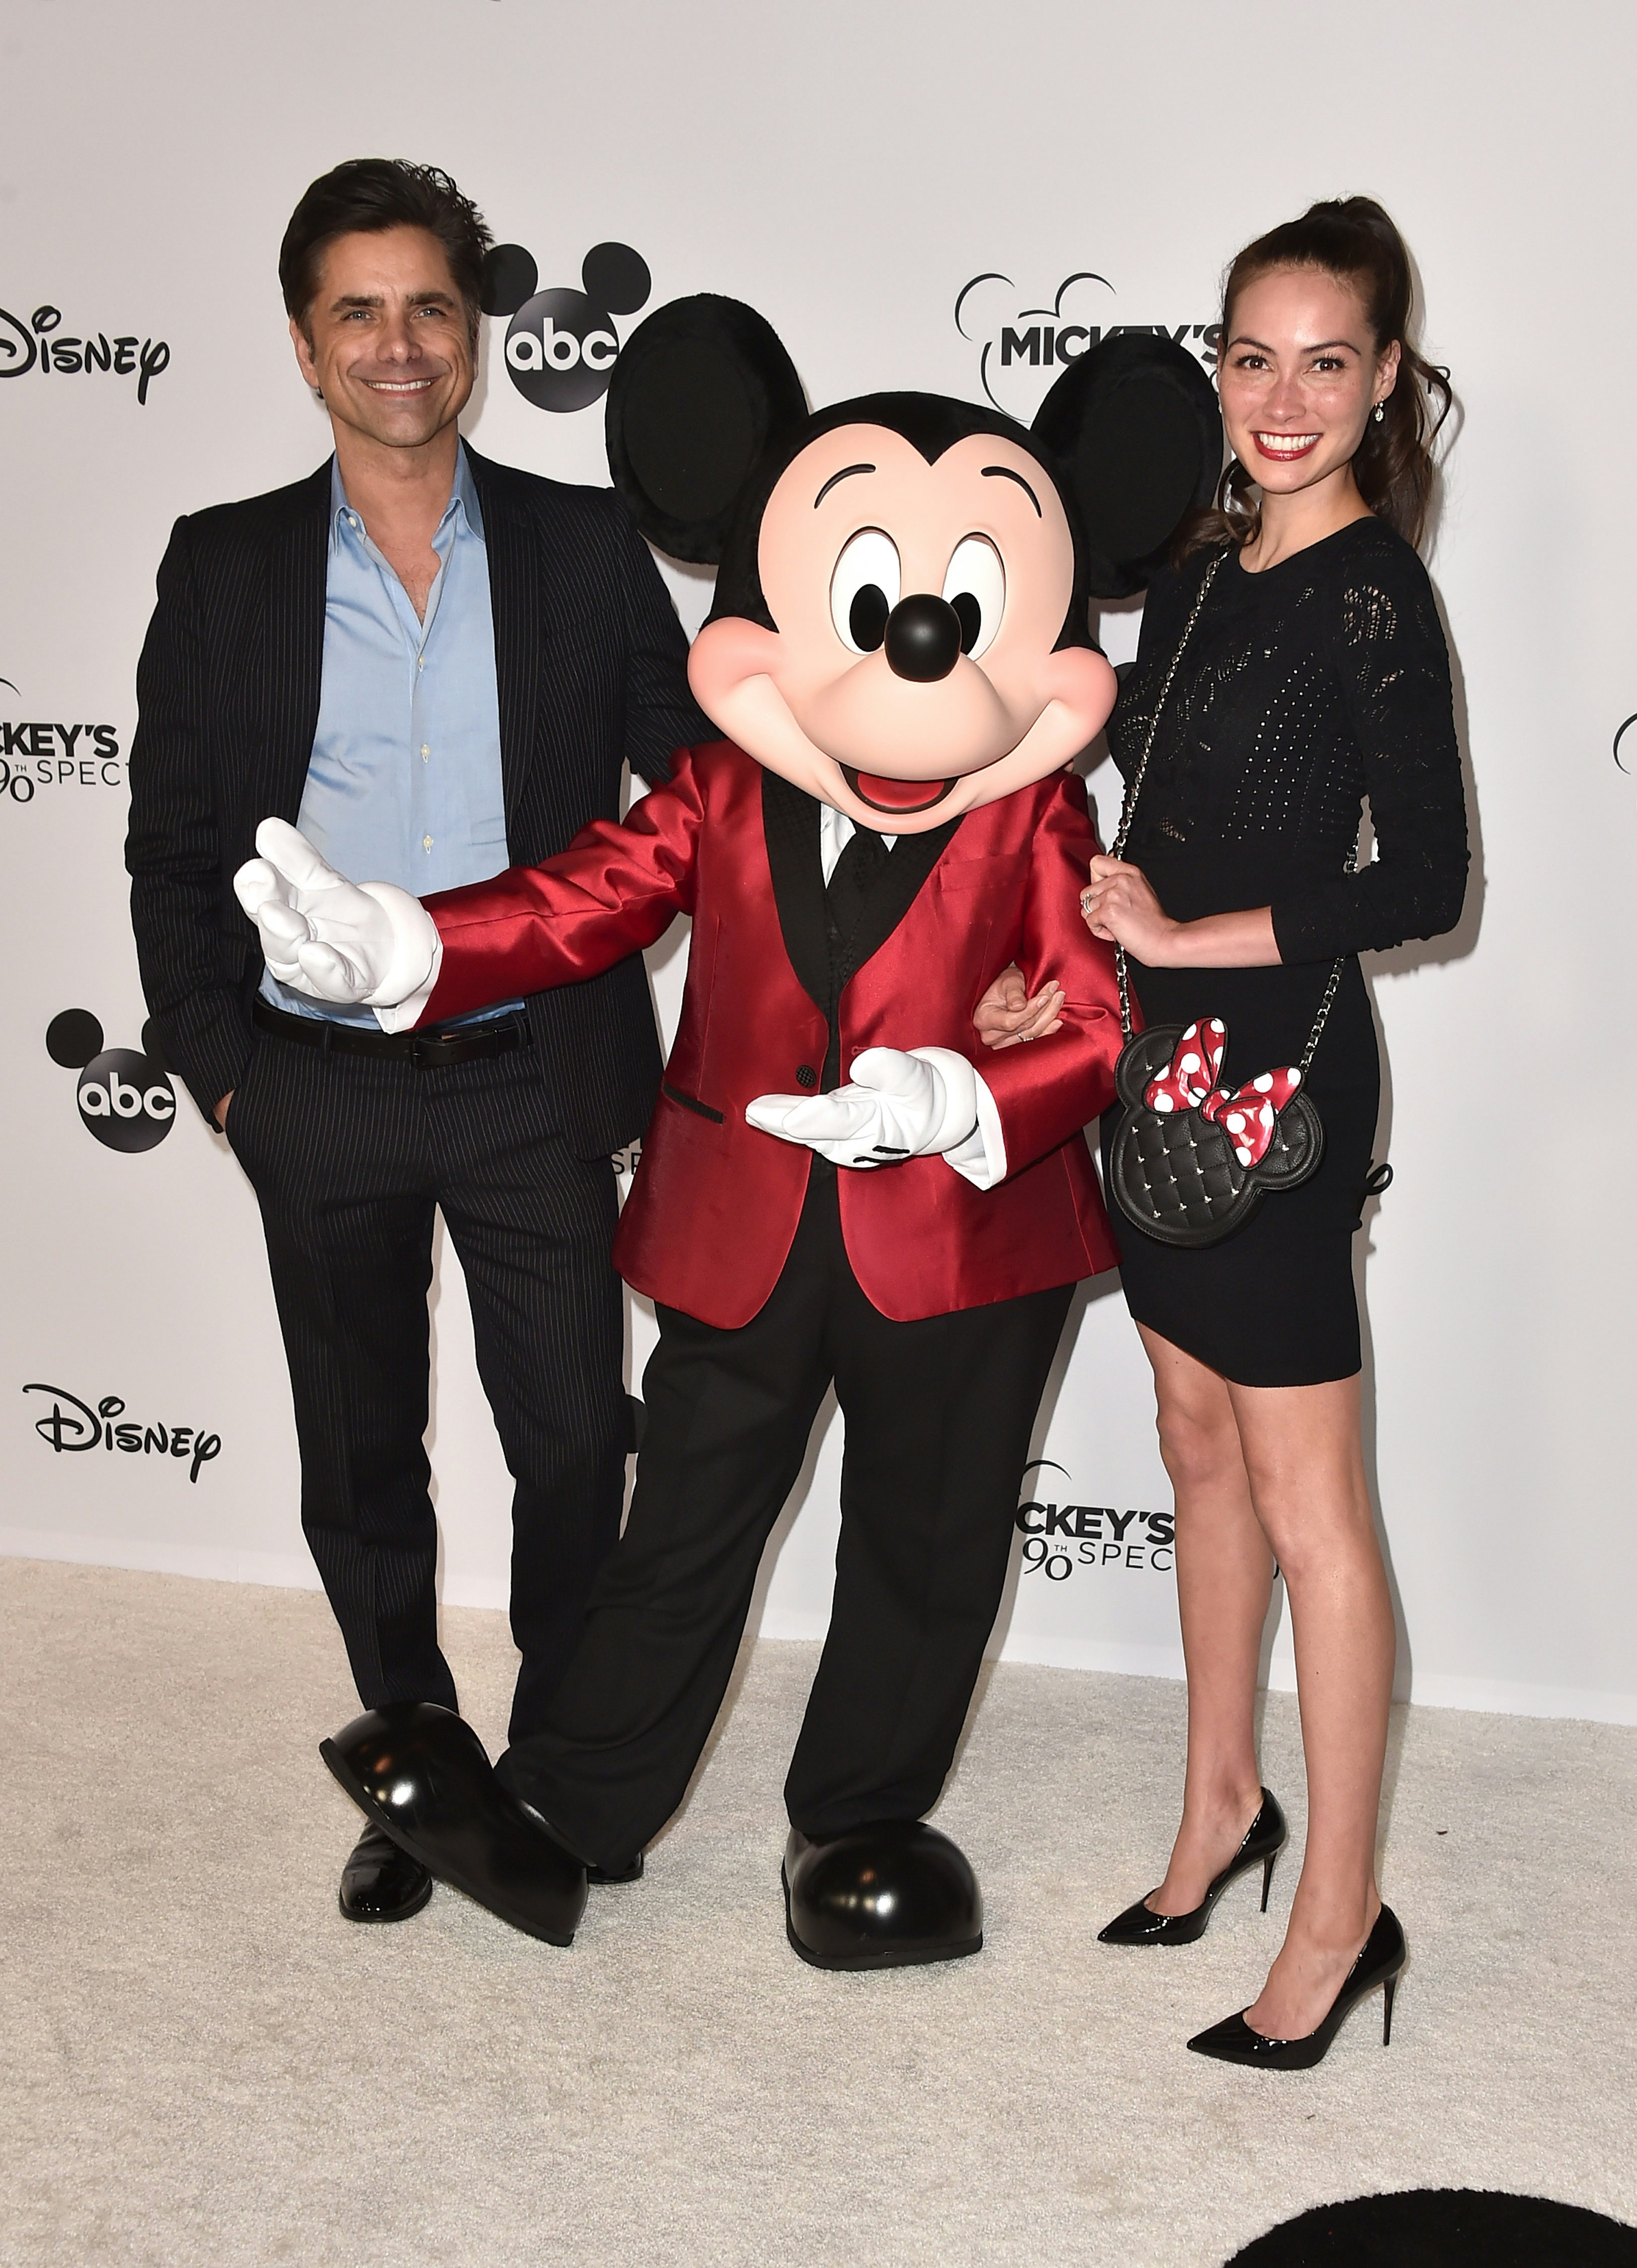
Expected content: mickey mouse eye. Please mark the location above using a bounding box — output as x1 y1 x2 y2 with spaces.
941 536 1006 658
830 528 901 654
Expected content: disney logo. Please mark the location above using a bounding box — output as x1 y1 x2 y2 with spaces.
0 304 170 403
23 1383 220 1481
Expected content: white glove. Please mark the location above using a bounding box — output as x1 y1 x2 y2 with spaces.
746 1047 979 1170
233 820 441 1013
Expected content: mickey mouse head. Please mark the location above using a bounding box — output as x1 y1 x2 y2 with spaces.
482 240 651 414
46 1010 176 1152
603 295 1221 831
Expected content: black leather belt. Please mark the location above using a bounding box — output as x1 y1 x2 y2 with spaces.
252 999 530 1068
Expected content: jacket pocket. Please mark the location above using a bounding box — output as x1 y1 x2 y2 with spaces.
661 1079 725 1124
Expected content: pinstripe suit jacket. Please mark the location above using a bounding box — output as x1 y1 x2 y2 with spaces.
125 445 708 1156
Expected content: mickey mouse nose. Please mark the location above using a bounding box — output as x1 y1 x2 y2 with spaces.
884 594 963 683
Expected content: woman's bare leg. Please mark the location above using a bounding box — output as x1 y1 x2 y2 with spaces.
1226 1372 1394 2039
1137 1325 1277 1914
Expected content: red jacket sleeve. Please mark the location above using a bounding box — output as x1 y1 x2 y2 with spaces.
414 746 709 1026
978 773 1125 1177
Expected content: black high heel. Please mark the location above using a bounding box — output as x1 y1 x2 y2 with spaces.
1098 1788 1287 1946
1186 1904 1406 2069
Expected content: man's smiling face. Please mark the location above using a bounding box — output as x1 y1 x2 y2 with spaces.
290 224 476 451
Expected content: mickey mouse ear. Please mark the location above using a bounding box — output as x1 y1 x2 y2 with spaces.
46 1009 103 1069
1033 333 1222 599
481 245 538 319
606 295 807 565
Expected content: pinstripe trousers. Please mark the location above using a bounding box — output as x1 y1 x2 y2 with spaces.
226 1024 629 1743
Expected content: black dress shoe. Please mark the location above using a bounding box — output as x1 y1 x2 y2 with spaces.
1098 1789 1287 1946
1187 1905 1406 2069
782 1821 983 1970
320 1702 588 1947
338 1820 433 1923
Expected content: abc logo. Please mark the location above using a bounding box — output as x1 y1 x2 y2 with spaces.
483 240 651 414
47 1008 175 1153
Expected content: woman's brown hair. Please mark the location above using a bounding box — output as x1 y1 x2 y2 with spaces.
1182 196 1452 558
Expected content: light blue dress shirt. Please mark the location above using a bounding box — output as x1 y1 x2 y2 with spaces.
260 445 519 1026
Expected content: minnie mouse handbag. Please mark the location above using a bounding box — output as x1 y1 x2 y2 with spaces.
1107 1010 1328 1248
1102 552 1343 1251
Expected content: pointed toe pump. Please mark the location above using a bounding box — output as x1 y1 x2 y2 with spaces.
1099 1789 1287 1947
1186 1904 1406 2070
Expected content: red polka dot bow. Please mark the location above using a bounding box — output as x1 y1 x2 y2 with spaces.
1143 1019 1304 1169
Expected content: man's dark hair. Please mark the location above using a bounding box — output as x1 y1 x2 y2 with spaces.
279 159 493 336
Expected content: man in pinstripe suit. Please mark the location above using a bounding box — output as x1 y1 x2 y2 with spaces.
126 159 706 1926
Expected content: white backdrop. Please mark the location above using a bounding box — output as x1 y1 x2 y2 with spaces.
3 0 1633 1724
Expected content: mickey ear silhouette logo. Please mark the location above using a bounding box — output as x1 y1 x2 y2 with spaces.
579 243 650 317
46 1009 176 1152
481 245 539 319
487 240 652 414
954 269 1117 416
46 1009 104 1069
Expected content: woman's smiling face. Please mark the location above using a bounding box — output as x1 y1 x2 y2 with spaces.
1216 265 1400 503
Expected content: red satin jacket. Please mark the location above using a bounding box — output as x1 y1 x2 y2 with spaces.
419 742 1125 1327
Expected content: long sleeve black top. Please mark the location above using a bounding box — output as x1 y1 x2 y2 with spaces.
1108 517 1469 965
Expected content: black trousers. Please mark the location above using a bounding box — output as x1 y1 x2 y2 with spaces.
497 1175 1074 1871
226 1024 628 1743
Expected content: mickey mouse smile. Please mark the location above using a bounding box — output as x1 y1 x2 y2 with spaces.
839 768 960 815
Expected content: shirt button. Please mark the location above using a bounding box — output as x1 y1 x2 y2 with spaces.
348 515 359 530
416 655 425 670
796 1065 818 1088
422 834 434 853
420 743 431 761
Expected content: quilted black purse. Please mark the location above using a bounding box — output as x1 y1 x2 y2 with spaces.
1102 552 1348 1251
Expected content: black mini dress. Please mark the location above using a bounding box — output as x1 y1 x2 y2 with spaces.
1099 518 1468 1387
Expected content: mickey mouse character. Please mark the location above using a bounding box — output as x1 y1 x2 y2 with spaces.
236 298 1220 1963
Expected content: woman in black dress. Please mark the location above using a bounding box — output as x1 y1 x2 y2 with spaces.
988 199 1467 2066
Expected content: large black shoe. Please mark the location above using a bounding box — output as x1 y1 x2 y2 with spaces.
498 1771 643 1886
1186 1904 1406 2069
587 1853 645 1885
338 1819 433 1923
782 1821 983 1970
320 1702 588 1947
1098 1788 1287 1946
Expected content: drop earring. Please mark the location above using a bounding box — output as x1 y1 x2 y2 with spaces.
1372 401 1386 423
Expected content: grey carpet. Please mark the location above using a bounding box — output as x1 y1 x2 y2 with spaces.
3 1557 1634 2268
